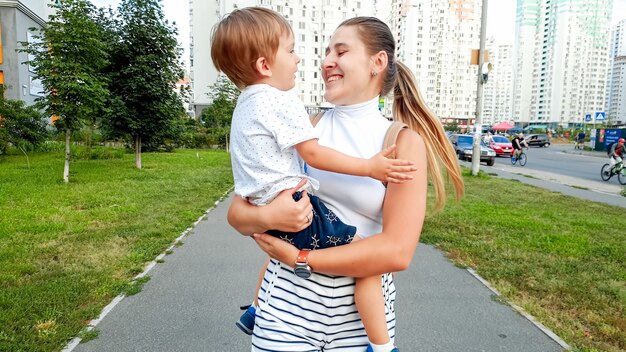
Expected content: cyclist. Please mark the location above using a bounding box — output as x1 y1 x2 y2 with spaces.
609 138 626 170
511 133 528 160
482 131 495 145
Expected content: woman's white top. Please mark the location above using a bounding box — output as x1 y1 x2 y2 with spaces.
307 97 391 238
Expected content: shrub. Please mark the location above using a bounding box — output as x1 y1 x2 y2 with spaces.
72 146 125 160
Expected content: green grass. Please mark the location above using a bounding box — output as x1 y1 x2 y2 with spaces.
0 152 624 352
422 169 626 352
0 149 232 352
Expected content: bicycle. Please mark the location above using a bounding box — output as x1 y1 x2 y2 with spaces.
600 161 626 185
510 148 527 166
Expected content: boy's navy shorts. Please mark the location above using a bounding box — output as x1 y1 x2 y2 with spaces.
267 191 357 250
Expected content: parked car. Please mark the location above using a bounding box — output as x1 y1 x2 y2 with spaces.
525 134 551 147
449 134 496 166
489 135 514 157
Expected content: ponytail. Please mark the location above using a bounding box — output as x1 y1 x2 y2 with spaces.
392 61 464 212
339 17 464 211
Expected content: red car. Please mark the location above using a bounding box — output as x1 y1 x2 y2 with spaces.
488 135 514 157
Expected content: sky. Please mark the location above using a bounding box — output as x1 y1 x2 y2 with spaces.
90 0 626 64
487 0 626 44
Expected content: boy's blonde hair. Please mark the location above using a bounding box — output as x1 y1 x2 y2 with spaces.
211 7 292 89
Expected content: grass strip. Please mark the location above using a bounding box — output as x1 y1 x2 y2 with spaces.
422 169 625 352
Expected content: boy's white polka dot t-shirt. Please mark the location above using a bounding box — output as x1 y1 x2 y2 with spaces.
230 84 319 205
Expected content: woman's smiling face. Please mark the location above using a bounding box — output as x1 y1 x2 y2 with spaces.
322 25 380 106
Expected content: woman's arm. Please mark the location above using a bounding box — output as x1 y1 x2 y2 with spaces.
253 129 427 277
227 179 313 236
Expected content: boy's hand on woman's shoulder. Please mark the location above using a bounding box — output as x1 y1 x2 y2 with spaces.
368 144 417 184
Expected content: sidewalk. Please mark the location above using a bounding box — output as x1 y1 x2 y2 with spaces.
558 143 608 158
69 193 567 352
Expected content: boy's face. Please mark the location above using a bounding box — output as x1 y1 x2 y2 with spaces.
267 32 300 91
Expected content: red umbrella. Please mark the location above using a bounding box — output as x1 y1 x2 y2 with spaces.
491 121 514 131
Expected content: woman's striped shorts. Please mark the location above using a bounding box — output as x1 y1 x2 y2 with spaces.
251 259 396 351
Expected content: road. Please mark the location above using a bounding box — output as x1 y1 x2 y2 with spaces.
481 144 623 195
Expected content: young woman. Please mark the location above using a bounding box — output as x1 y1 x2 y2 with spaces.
228 16 464 352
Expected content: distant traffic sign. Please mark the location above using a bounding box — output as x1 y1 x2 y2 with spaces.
595 111 605 121
585 114 592 122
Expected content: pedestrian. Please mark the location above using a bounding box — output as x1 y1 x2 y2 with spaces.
576 131 586 149
211 8 417 351
227 16 464 351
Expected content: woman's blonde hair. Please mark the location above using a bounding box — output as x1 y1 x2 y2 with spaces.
339 17 464 211
211 7 292 89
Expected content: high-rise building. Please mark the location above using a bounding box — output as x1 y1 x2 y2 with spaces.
512 0 612 128
0 0 57 104
189 0 385 117
388 0 482 128
482 39 514 125
606 19 626 124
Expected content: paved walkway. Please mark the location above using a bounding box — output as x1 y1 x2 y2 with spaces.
69 192 568 352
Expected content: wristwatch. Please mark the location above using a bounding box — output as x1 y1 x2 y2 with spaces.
294 249 312 279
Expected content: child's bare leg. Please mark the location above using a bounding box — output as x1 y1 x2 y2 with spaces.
352 237 390 345
356 275 390 344
250 257 270 306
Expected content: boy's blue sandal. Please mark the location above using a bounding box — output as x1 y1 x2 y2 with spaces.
366 345 399 352
236 305 256 335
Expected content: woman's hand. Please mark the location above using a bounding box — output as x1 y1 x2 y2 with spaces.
227 179 313 235
266 179 313 233
252 233 300 266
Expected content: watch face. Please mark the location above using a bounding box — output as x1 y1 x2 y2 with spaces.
294 265 311 279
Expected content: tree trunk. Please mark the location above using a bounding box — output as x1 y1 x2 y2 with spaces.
135 135 142 169
18 145 30 169
63 128 71 183
86 122 94 156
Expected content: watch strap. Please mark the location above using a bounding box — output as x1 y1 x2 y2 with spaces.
296 249 311 264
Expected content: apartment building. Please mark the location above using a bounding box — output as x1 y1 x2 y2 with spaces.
189 0 388 117
606 19 626 125
388 0 482 129
0 0 57 104
512 0 612 128
482 38 514 125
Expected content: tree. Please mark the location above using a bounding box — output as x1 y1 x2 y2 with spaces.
105 0 184 169
20 0 109 182
200 76 239 149
444 121 460 133
0 86 48 167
